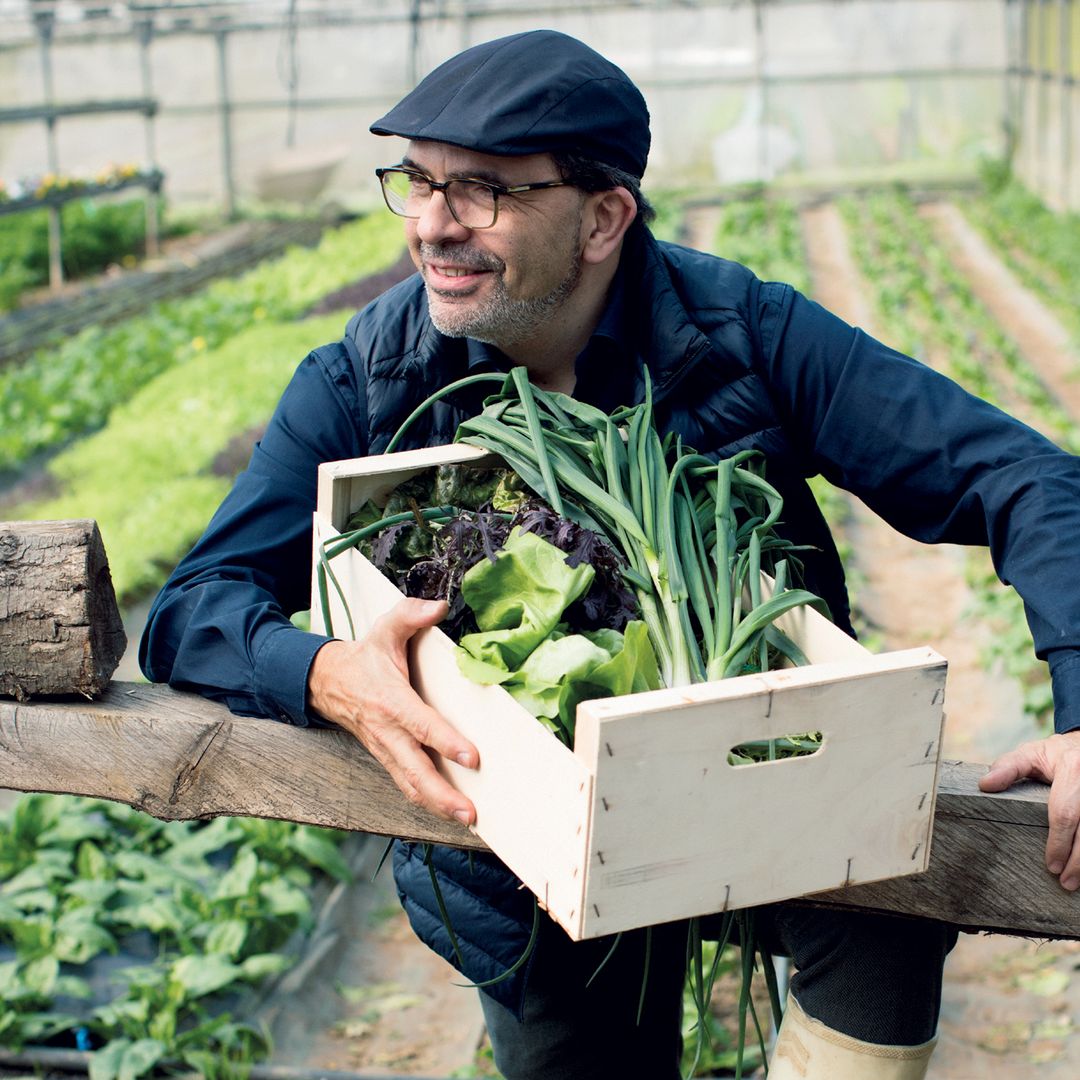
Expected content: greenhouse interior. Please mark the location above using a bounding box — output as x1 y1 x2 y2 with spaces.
1 0 1080 1078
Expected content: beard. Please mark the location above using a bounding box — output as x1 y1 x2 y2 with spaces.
419 223 583 348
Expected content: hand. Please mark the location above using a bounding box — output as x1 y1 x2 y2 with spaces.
307 597 479 825
979 730 1080 890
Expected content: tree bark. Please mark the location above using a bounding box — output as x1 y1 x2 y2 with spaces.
0 519 126 700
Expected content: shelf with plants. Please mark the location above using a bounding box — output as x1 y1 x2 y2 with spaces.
0 166 163 219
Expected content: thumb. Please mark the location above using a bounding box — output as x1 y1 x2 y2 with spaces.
378 597 449 641
978 746 1042 793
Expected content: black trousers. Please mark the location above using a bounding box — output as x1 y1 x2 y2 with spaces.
479 904 958 1080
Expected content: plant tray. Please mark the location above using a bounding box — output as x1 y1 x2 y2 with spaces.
312 444 948 942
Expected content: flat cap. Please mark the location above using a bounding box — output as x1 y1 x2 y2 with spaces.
371 30 650 178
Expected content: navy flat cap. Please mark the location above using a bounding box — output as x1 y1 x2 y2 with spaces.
371 30 650 178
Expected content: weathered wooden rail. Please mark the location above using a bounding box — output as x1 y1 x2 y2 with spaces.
1 682 1076 940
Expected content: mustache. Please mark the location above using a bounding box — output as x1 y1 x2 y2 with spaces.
419 243 504 273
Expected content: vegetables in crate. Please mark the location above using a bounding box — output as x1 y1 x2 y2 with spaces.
315 368 834 1076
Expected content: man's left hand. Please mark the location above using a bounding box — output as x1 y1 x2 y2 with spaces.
979 730 1080 890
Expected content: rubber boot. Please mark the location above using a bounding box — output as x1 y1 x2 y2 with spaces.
767 993 936 1079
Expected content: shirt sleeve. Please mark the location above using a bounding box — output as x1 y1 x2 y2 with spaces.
138 340 366 725
757 284 1080 735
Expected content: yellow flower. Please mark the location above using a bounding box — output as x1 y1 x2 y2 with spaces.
191 336 207 352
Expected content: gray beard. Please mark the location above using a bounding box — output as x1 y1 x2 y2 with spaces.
420 237 582 349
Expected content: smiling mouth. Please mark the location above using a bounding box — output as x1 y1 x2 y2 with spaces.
424 262 494 293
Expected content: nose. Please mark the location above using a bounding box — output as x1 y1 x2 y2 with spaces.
414 189 472 246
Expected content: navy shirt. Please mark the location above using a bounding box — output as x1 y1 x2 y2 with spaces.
139 253 1080 736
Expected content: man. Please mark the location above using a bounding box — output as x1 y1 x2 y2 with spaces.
141 29 1080 1080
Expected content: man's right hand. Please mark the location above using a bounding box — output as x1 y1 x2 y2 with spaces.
306 597 478 826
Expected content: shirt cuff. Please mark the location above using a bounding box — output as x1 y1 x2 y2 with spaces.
1048 649 1080 734
253 625 334 727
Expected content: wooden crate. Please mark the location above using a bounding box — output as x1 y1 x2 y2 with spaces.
312 445 948 941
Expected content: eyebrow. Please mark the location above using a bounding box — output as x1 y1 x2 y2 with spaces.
399 155 510 187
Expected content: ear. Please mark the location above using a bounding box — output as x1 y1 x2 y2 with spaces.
580 187 638 265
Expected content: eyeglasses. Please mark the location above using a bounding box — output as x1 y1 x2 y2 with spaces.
376 166 572 229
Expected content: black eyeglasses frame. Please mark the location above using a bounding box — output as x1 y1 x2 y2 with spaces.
375 165 573 229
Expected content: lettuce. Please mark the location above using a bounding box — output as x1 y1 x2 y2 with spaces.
456 529 660 743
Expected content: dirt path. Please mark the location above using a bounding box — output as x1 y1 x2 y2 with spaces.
922 202 1080 421
260 836 487 1076
800 200 1080 1079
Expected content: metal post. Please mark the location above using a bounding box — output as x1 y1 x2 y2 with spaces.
1036 0 1050 197
408 0 422 89
1059 0 1072 208
34 8 62 290
1002 0 1021 170
281 0 300 148
135 16 160 258
753 0 766 182
214 22 237 220
1018 0 1033 184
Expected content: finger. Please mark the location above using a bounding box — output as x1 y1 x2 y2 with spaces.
366 678 479 770
978 745 1049 792
373 597 450 645
368 602 479 768
1046 754 1080 882
370 725 477 825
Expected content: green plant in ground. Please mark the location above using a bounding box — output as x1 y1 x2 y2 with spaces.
648 191 686 243
837 187 1064 729
5 312 344 602
681 941 768 1077
711 194 811 296
0 211 403 474
963 179 1080 348
0 794 351 1078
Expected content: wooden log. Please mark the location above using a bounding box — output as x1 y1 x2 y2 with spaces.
0 520 126 700
0 683 1077 939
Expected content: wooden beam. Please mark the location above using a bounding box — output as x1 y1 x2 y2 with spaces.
1 683 1077 940
0 682 480 850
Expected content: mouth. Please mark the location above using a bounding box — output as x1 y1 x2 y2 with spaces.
420 246 501 295
423 262 495 296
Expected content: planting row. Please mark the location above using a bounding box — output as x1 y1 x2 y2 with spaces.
0 212 403 475
963 179 1080 350
838 187 1073 728
1 214 414 1077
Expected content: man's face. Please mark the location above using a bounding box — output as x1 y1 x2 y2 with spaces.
400 141 587 349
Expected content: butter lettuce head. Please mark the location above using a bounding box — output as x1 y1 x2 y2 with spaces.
455 529 660 743
458 528 594 670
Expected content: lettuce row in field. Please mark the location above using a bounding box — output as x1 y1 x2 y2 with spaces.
0 211 403 473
